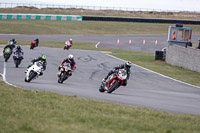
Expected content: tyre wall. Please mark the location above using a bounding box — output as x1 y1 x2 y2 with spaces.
0 14 82 21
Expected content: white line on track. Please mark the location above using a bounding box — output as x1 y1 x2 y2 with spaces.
96 42 100 48
106 54 200 89
0 59 17 87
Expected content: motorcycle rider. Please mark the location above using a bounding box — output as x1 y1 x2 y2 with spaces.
102 61 132 86
31 38 39 47
64 38 73 50
13 45 24 59
8 38 17 49
14 45 23 54
57 54 76 77
26 54 47 75
3 38 17 54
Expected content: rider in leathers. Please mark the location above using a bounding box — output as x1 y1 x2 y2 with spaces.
102 61 132 86
26 55 47 76
3 38 17 54
13 45 24 59
58 54 76 77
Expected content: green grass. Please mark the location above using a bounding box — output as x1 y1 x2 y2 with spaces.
1 40 200 87
0 80 200 133
1 20 200 35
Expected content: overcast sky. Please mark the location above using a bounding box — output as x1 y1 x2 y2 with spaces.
1 0 200 12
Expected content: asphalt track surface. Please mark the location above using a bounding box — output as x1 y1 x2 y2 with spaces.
0 34 199 52
0 34 200 115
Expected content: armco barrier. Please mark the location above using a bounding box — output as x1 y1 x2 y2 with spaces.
82 16 200 25
0 14 82 21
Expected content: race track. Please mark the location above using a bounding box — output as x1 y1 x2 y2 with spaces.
1 45 200 116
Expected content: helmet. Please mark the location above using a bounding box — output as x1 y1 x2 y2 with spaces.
12 38 16 42
41 54 47 62
16 45 21 50
125 61 131 68
35 38 39 42
69 38 73 43
68 54 74 62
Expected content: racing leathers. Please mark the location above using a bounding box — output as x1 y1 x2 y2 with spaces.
64 40 73 50
26 57 47 75
58 58 76 77
103 64 131 86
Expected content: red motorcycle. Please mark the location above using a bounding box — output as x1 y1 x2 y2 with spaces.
30 39 39 49
99 69 127 93
64 41 71 50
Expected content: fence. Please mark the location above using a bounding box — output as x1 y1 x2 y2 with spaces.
0 2 199 13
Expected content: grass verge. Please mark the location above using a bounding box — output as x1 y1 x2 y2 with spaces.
1 40 200 87
1 20 200 35
0 80 200 133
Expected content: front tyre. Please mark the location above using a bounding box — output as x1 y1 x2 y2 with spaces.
108 80 119 93
99 84 105 92
60 73 66 84
27 71 37 82
15 60 20 68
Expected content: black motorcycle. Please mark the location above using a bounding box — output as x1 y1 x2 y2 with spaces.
13 52 24 67
3 48 12 62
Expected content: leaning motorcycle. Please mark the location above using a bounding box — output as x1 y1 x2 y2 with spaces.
3 48 12 62
30 40 38 50
25 61 43 82
13 52 24 68
58 63 72 83
99 69 127 93
63 41 71 50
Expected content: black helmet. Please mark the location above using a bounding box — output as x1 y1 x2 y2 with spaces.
12 38 16 42
125 61 131 68
16 45 21 50
35 38 39 42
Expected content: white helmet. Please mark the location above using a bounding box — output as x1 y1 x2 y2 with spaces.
68 54 74 62
125 61 131 68
69 38 73 41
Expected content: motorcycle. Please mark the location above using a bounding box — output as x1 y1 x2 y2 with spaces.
63 41 71 50
13 52 24 68
25 61 43 82
99 69 127 93
30 40 38 50
58 63 72 83
3 48 12 62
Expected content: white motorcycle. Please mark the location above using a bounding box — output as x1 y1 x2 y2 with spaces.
63 41 71 50
99 69 127 93
25 61 43 82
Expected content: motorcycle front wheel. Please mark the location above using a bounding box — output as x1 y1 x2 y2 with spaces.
27 71 37 82
108 80 119 93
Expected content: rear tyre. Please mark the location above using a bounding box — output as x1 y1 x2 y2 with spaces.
108 81 119 94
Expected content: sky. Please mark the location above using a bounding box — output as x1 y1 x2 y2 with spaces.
1 0 200 12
